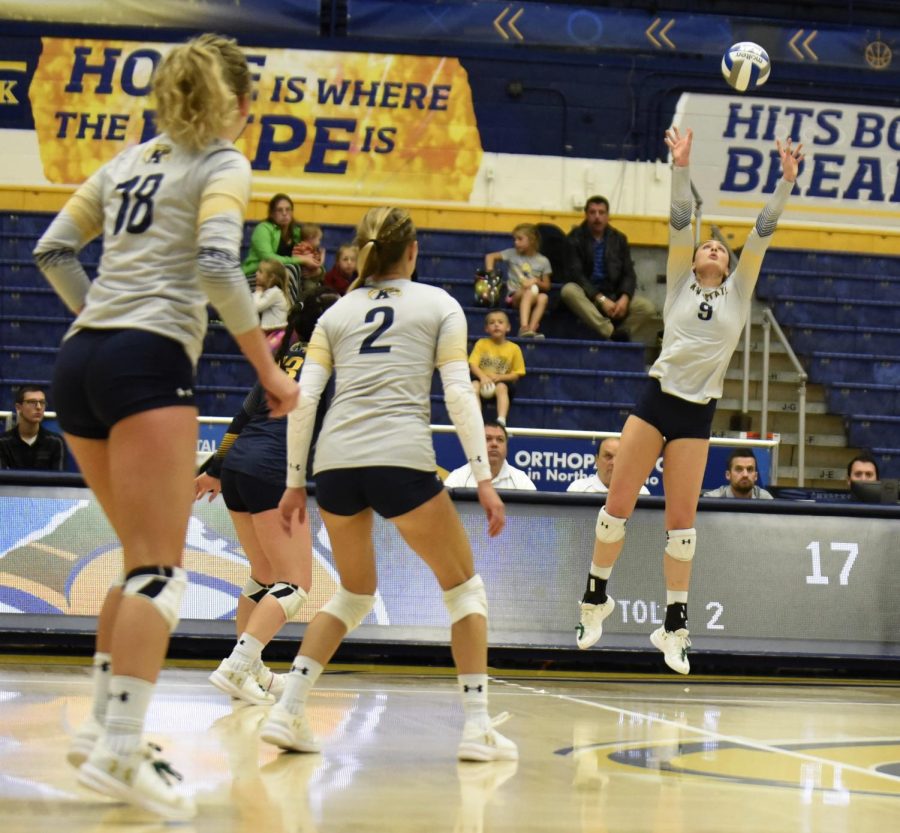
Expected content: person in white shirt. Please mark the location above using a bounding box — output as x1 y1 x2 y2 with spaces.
575 126 802 675
703 449 773 499
444 421 536 490
567 436 651 495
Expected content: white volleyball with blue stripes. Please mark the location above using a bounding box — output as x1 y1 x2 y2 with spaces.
721 42 770 92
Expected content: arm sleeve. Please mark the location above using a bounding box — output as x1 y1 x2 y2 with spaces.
52 435 65 471
286 358 330 488
439 360 491 482
33 172 104 313
731 176 793 296
195 155 261 337
286 324 332 487
666 165 695 287
206 384 263 478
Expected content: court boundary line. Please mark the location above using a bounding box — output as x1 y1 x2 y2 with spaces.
496 678 900 786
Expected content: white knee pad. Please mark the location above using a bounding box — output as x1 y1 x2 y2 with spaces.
242 576 271 604
321 586 376 633
266 581 308 620
443 574 488 624
122 566 187 632
665 528 697 562
595 506 627 544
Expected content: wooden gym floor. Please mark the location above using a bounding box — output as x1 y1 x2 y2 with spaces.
0 658 897 832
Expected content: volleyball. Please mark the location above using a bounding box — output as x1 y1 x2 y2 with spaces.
721 42 770 92
480 381 496 399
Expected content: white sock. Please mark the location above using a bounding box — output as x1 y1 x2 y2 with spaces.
589 564 612 580
667 590 689 605
230 632 265 671
281 656 324 714
104 675 154 757
90 652 112 726
459 674 490 731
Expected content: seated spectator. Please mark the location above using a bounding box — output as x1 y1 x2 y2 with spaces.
561 195 655 342
294 222 326 294
704 448 773 499
252 259 291 349
568 436 650 494
468 310 525 428
323 244 358 295
242 193 319 299
0 385 65 470
485 223 551 338
847 453 879 486
444 421 536 490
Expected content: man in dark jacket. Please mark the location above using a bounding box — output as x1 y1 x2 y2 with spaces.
561 195 655 341
0 385 65 470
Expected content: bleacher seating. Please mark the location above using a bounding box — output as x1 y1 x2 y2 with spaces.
760 250 900 477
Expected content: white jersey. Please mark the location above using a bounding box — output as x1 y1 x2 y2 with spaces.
306 279 469 474
567 474 650 495
34 133 256 366
649 166 791 404
444 460 536 490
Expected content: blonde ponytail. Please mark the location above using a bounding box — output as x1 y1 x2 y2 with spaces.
152 33 251 152
350 207 416 290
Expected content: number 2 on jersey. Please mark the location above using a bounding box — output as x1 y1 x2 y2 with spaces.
113 173 163 235
360 306 394 354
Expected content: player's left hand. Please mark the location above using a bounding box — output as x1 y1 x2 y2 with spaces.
476 481 506 537
777 137 804 183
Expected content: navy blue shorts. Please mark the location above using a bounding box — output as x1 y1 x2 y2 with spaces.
221 468 284 514
53 328 196 439
315 466 444 518
632 378 717 441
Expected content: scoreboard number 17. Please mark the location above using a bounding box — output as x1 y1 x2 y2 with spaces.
805 541 859 586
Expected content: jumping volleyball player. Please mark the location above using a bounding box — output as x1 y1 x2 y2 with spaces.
575 126 803 673
33 34 298 819
261 206 518 762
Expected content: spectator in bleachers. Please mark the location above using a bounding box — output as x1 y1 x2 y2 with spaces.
561 195 655 342
323 243 358 295
468 310 526 428
703 448 773 499
0 385 65 470
294 222 327 294
847 453 879 485
484 223 552 338
574 127 802 675
242 193 319 298
567 437 650 495
444 421 536 490
252 259 290 349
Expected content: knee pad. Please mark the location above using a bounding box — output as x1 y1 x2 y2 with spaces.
122 566 187 632
321 586 376 633
595 506 627 544
443 574 488 624
241 576 271 604
665 528 696 562
266 581 308 620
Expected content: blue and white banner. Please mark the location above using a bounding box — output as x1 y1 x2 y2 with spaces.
674 93 900 229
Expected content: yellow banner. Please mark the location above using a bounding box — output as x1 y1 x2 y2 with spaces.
30 38 483 201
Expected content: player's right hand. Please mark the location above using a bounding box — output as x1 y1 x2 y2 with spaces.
264 372 300 417
476 481 505 538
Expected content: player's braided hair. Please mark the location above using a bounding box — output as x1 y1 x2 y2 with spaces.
351 207 417 289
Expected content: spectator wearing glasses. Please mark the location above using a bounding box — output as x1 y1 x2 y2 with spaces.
0 385 65 470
